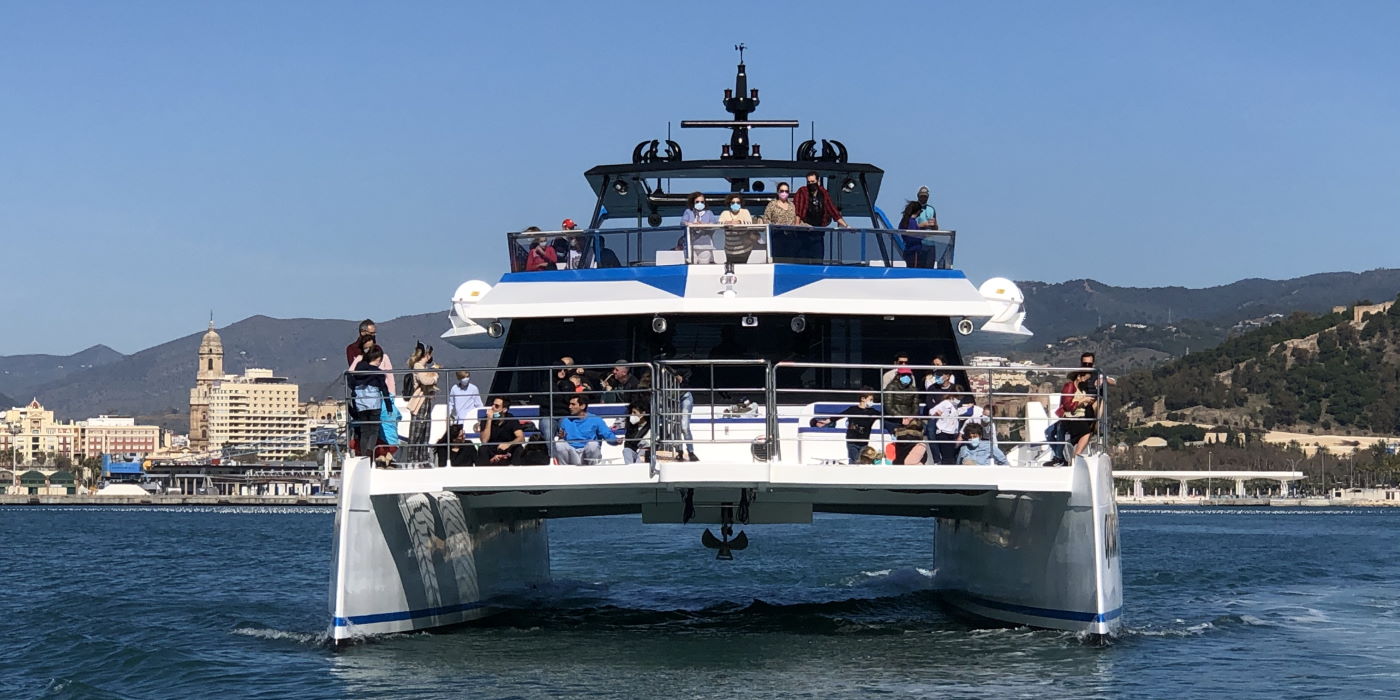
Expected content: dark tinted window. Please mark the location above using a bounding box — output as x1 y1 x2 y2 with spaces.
492 314 963 401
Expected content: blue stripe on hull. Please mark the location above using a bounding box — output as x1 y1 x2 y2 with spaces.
947 591 1122 624
333 599 493 627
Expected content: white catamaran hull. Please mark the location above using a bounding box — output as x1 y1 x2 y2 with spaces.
328 450 1122 641
933 453 1122 637
329 457 551 643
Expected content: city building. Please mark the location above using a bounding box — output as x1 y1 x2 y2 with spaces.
187 321 309 459
0 400 161 465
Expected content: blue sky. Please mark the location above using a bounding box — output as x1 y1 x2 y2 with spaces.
2 1 1398 355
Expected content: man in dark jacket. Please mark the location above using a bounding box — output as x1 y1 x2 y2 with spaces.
791 172 849 262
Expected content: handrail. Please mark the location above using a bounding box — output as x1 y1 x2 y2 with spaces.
339 360 1106 469
507 225 957 271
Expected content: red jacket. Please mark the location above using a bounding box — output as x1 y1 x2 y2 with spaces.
792 184 844 227
525 244 558 271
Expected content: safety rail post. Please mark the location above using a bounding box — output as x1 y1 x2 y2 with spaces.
764 362 779 462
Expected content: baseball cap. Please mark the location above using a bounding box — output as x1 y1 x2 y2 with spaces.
562 218 577 230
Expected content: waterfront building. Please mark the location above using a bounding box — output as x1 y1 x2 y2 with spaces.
204 369 309 459
186 321 309 460
188 320 224 451
0 400 160 464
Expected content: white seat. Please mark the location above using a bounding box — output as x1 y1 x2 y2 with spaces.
655 250 685 266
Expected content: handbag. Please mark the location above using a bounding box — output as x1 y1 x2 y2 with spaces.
379 398 403 446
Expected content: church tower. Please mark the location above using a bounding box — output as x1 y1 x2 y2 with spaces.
189 319 224 450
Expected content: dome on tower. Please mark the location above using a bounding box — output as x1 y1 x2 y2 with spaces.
200 320 223 351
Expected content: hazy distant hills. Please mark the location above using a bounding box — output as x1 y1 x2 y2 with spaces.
0 344 126 401
3 268 1398 426
1017 270 1400 340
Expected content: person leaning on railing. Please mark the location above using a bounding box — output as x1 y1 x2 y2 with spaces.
718 194 759 264
1058 371 1098 461
838 389 878 464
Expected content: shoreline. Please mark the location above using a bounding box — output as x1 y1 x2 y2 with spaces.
2 494 1395 508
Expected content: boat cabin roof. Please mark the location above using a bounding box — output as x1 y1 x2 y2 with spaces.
584 160 886 223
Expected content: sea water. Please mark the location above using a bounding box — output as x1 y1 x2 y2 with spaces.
2 506 1397 699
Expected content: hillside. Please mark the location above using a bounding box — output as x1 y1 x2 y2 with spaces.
20 312 499 423
0 344 126 399
963 268 1400 360
1117 298 1400 434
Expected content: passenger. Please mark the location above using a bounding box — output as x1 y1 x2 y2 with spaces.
880 352 912 389
434 423 477 467
617 402 651 464
561 218 579 231
600 360 640 403
475 397 526 466
346 327 394 396
345 319 376 367
565 235 590 269
957 423 1008 466
675 367 698 462
792 171 848 262
681 192 718 263
838 389 879 464
448 370 483 433
922 356 951 400
913 186 939 230
856 445 881 465
899 200 927 268
349 346 390 458
892 419 928 465
718 194 760 263
525 226 558 271
552 395 620 466
404 342 440 463
881 367 920 434
1059 371 1098 460
762 182 800 225
928 389 964 465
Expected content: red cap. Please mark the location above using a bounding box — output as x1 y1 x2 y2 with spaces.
897 367 913 376
562 218 577 230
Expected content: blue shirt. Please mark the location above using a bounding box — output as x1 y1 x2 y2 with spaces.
559 413 619 449
915 203 937 228
682 209 717 225
957 439 1008 466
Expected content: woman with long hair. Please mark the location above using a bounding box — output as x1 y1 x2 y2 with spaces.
405 342 440 463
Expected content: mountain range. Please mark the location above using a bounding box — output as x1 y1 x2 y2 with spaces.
3 268 1398 429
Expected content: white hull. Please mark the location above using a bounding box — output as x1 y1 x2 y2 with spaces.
329 457 551 643
328 448 1122 641
933 453 1122 637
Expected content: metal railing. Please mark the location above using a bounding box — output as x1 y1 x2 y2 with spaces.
342 360 1106 472
507 225 956 271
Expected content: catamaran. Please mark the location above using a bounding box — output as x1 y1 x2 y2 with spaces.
328 55 1122 644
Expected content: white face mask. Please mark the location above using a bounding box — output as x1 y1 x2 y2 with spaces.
967 438 980 446
458 378 470 387
628 415 641 425
693 201 706 211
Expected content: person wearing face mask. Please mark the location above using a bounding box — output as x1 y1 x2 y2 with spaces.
616 402 651 464
881 367 920 435
957 423 1007 466
928 389 965 465
448 370 483 433
718 194 760 263
763 182 803 261
553 395 620 466
838 389 879 464
791 171 849 263
405 342 440 463
678 191 719 263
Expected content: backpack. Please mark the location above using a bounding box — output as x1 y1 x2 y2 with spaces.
353 383 383 412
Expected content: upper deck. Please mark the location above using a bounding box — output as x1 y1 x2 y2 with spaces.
506 224 956 272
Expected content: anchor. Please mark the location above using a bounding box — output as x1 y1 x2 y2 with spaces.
701 502 749 560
